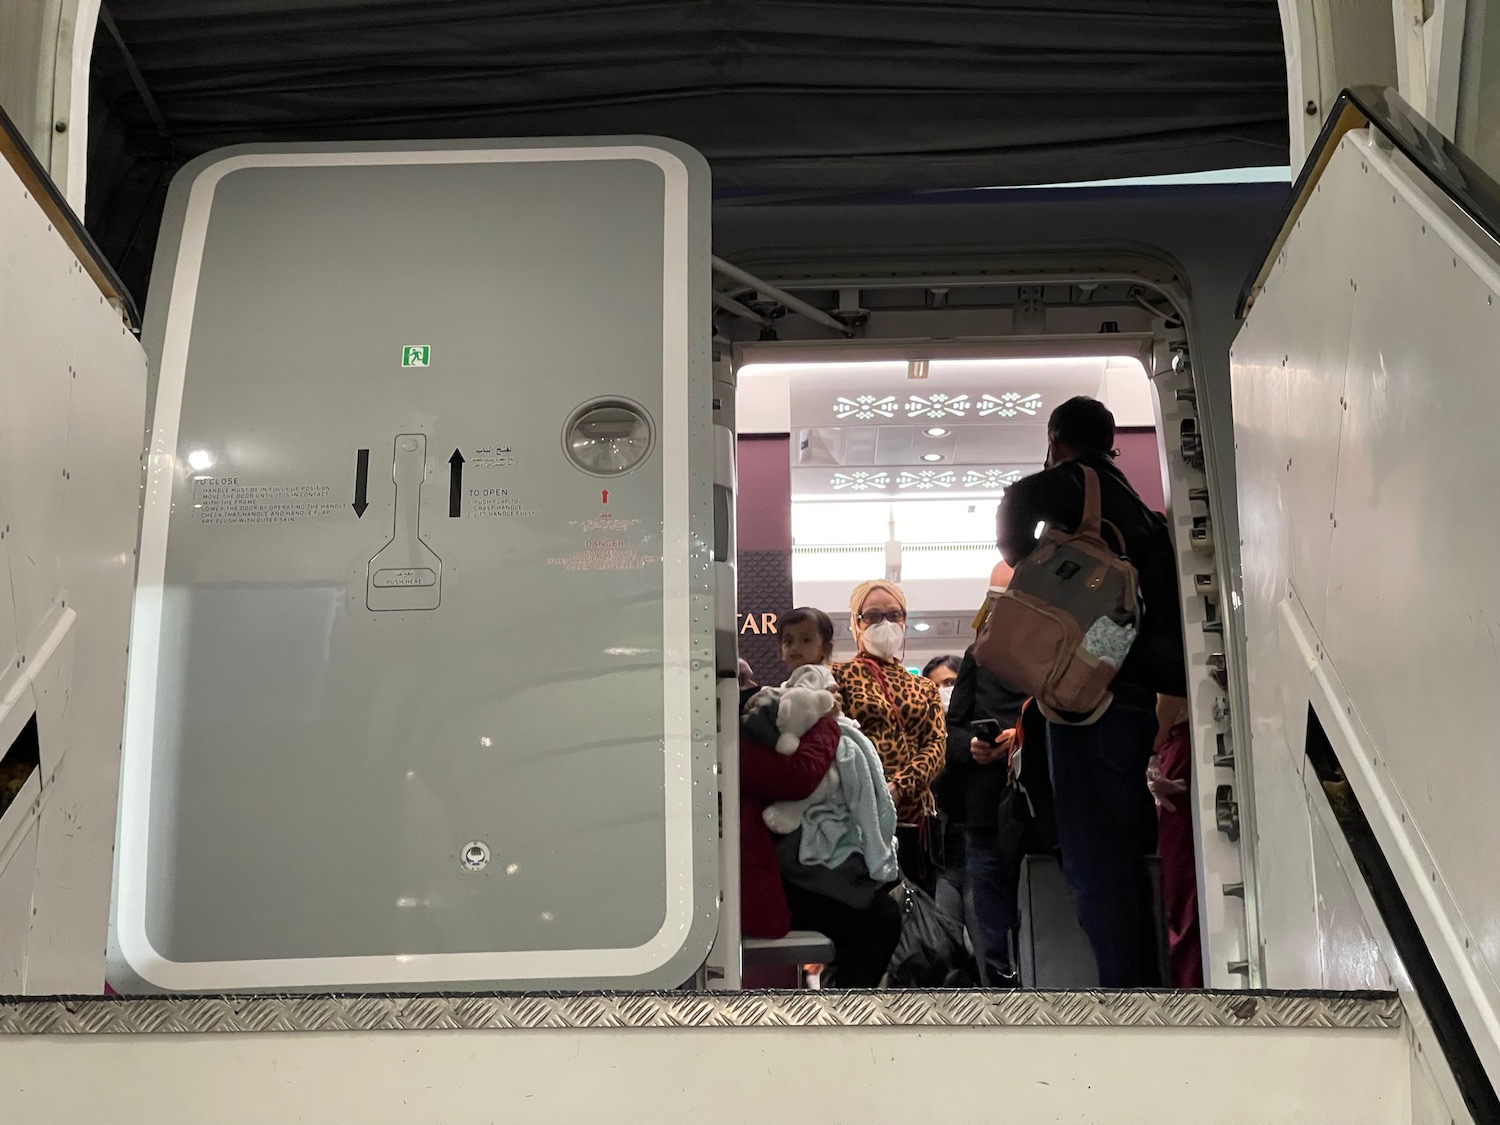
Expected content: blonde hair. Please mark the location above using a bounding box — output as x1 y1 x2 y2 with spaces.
849 579 907 634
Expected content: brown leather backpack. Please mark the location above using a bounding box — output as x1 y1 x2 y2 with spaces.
975 466 1141 725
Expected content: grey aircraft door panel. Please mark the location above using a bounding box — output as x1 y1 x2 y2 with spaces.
109 138 716 993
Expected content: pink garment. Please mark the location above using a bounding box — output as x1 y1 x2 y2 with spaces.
1157 723 1203 988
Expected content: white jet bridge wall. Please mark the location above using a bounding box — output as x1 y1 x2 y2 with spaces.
1233 128 1500 1086
0 991 1415 1125
0 149 147 991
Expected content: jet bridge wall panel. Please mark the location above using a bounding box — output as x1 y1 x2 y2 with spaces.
110 140 716 993
1230 167 1360 992
1323 135 1500 1016
0 148 148 992
0 1019 1412 1125
1235 130 1500 1079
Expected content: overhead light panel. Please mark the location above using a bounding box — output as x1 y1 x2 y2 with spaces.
924 427 949 437
921 453 944 462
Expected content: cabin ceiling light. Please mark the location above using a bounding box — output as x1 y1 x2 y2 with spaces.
921 452 944 462
924 427 949 437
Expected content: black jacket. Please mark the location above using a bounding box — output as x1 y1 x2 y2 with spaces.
933 646 1026 831
996 453 1186 697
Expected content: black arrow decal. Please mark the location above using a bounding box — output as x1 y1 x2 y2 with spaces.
352 448 369 517
448 449 464 517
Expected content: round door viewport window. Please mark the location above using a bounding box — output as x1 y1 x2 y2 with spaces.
562 398 655 477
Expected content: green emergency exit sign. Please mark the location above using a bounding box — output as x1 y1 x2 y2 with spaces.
402 345 431 368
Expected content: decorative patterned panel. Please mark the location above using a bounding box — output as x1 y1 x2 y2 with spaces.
833 395 900 421
736 549 792 687
905 393 972 420
978 392 1045 418
896 470 955 490
961 468 1025 490
830 393 1040 423
792 464 1033 499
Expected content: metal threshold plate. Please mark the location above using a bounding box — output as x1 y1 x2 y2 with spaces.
0 989 1400 1035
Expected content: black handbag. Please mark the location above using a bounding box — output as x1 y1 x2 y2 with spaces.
775 828 882 910
885 879 975 988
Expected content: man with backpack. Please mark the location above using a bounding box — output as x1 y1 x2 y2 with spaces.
989 396 1186 987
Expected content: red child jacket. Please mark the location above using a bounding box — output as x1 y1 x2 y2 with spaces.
738 715 840 937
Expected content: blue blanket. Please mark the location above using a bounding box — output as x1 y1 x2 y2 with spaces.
798 719 900 882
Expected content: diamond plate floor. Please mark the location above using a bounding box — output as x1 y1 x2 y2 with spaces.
0 989 1400 1035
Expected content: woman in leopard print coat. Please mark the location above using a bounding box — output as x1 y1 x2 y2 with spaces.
834 579 946 894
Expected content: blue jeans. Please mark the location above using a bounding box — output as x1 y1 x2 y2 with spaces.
1046 683 1162 988
965 830 1020 986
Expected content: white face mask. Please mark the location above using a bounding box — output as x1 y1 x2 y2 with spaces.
938 685 954 709
861 620 905 661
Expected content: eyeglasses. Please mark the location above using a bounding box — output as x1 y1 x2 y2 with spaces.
859 609 906 626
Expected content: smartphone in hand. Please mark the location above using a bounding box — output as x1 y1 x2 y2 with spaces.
970 718 1003 746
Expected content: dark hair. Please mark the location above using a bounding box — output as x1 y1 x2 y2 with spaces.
922 655 962 678
1048 395 1116 457
780 606 835 653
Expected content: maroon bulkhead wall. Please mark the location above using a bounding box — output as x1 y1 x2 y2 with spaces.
1115 427 1166 512
735 435 793 687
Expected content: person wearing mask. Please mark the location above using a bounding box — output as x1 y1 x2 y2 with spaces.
996 395 1186 988
922 654 970 934
834 580 947 896
922 655 961 696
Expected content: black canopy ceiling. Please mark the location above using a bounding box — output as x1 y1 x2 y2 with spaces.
86 0 1289 300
